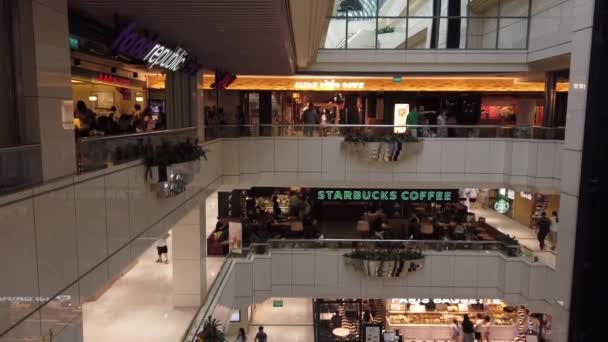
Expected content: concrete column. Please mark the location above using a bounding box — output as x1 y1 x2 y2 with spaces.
516 99 537 126
18 0 76 180
192 71 205 142
172 201 207 307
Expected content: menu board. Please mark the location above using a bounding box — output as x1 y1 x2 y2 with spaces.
393 103 409 133
365 325 382 342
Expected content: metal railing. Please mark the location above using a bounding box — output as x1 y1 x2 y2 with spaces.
202 124 565 141
182 258 234 342
0 144 42 193
77 127 198 172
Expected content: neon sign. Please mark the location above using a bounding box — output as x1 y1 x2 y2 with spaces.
111 22 201 75
294 80 364 90
314 189 458 202
97 73 131 86
494 199 510 214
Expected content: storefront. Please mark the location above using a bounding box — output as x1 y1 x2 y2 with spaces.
71 67 149 119
492 189 560 229
313 298 549 342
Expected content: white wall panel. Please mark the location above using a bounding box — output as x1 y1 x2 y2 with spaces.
298 139 323 172
274 138 298 172
441 140 466 173
292 253 315 285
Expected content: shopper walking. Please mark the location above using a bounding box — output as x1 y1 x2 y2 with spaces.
549 211 559 251
254 326 267 342
302 103 318 136
437 111 448 137
450 319 461 342
235 328 247 342
535 212 552 251
461 314 475 342
474 313 484 341
481 316 492 342
156 235 169 264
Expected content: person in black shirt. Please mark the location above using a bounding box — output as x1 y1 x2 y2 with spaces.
535 212 552 250
461 314 475 342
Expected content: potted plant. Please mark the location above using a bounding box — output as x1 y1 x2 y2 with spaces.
197 316 226 342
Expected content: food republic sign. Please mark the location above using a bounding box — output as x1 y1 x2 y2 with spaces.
111 22 200 75
315 189 458 202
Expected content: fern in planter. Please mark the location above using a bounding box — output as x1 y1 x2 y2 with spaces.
197 316 226 342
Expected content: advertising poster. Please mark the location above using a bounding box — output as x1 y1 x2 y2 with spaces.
228 221 243 254
393 103 410 133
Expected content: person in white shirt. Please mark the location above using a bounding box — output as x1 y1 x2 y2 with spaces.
437 111 448 137
474 313 484 341
549 211 559 251
156 236 169 264
479 316 492 341
450 319 461 341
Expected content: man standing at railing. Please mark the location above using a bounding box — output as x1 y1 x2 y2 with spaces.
302 102 318 137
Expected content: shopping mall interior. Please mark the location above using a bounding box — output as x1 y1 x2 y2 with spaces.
0 0 605 341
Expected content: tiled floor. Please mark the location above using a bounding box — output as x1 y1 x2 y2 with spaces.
82 233 224 342
471 208 556 267
246 298 314 342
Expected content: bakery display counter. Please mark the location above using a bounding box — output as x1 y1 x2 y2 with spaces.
386 302 518 341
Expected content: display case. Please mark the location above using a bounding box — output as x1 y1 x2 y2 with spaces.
385 299 517 341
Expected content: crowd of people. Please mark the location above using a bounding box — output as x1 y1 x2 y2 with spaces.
74 100 166 138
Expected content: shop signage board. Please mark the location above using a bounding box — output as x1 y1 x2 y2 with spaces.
294 80 365 90
111 22 201 75
97 72 131 86
391 298 503 305
314 189 459 202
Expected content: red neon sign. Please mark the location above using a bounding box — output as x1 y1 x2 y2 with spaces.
97 73 131 86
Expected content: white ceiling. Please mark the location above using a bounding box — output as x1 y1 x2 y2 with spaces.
68 0 296 74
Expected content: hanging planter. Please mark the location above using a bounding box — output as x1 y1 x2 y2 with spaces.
343 249 424 278
343 134 421 162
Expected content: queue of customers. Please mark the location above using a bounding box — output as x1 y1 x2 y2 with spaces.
74 100 166 137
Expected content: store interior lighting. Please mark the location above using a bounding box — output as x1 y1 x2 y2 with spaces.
88 95 97 101
135 96 144 102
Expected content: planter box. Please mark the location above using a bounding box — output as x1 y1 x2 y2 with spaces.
344 256 424 278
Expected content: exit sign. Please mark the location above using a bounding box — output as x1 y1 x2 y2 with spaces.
273 299 283 307
392 75 402 83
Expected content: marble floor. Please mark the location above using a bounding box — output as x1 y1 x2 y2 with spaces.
82 232 224 342
247 298 314 342
471 207 556 267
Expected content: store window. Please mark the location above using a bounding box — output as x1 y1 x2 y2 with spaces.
0 0 19 146
322 0 531 50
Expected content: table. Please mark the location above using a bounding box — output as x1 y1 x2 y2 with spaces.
332 328 350 337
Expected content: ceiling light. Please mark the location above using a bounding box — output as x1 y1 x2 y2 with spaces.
136 96 144 102
88 95 98 101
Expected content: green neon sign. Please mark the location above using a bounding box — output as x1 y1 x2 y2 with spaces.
69 36 79 50
494 199 510 214
314 189 458 202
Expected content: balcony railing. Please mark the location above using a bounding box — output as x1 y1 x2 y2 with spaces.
77 127 198 173
203 124 565 141
0 144 42 194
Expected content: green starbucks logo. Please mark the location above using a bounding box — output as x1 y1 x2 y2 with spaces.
494 199 510 214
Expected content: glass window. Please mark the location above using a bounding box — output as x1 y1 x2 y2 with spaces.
438 18 467 49
379 0 408 16
500 0 529 16
333 0 378 16
498 18 528 49
0 0 18 146
409 0 433 16
377 18 407 49
347 17 377 48
324 18 347 48
466 17 498 49
407 17 433 48
468 0 499 17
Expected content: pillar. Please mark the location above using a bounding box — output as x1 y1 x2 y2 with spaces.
165 71 198 129
516 99 537 126
17 0 76 180
172 201 207 307
543 71 557 127
192 72 205 142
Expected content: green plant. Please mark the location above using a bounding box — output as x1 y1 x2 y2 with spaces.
377 26 395 34
344 133 421 144
344 248 424 261
152 139 209 166
198 316 226 342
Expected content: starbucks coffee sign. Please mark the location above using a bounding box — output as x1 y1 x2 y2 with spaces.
314 189 458 202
